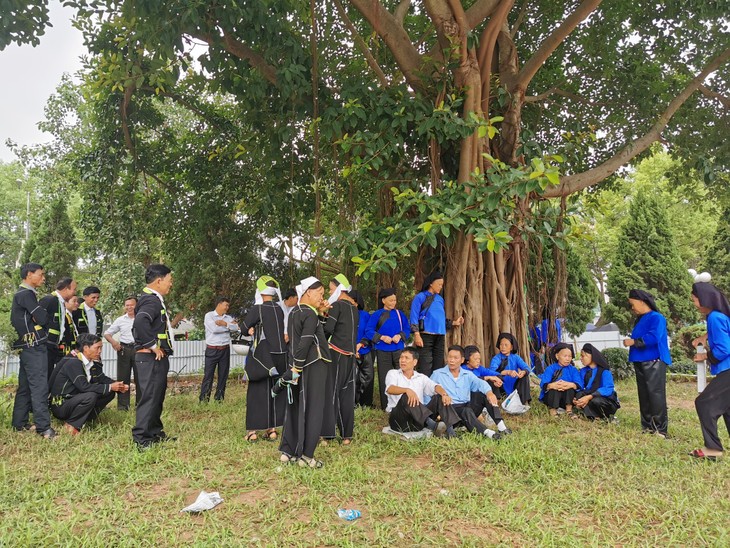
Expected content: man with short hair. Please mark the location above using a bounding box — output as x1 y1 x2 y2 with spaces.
10 263 56 439
39 277 78 378
385 346 459 436
49 333 129 435
132 264 175 450
74 286 103 337
199 296 240 403
278 288 298 342
431 345 512 440
104 295 138 410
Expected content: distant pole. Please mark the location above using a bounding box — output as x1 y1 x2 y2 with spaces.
25 190 30 240
696 343 707 393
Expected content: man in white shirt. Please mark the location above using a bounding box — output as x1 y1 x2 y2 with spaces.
385 346 459 436
200 296 240 402
277 288 298 343
104 295 138 410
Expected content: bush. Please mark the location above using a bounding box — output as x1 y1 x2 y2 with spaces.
670 323 706 362
602 347 633 379
671 359 698 375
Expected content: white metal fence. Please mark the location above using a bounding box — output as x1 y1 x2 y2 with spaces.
0 341 248 379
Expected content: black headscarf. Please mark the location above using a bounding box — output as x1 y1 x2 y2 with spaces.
377 287 396 309
495 332 519 354
581 343 609 369
549 342 574 364
579 343 611 398
692 282 730 318
349 289 365 311
628 289 659 313
421 271 444 293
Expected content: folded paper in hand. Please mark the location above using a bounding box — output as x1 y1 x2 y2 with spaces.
180 491 224 513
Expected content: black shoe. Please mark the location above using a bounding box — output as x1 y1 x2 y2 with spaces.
154 433 178 443
13 424 34 432
490 432 502 441
136 441 154 452
500 428 513 436
38 428 57 440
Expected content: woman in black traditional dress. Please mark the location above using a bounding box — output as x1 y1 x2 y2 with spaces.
240 276 287 442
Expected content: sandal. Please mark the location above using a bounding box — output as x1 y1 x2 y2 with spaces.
298 455 324 468
568 412 580 420
689 448 719 461
266 429 278 441
245 431 258 442
280 453 298 464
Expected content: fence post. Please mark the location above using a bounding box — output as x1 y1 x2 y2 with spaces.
696 344 707 393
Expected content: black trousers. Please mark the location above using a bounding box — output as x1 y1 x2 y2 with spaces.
543 388 577 410
469 391 504 424
388 394 460 432
582 395 619 420
695 369 730 451
452 392 503 434
280 359 327 459
199 346 231 402
116 345 138 410
487 380 506 400
513 374 532 403
132 353 170 445
11 345 51 432
418 333 445 377
376 349 402 410
321 352 357 440
51 391 115 430
633 360 668 435
355 351 375 408
46 344 63 379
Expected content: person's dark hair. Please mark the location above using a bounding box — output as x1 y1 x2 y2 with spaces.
306 281 324 291
348 289 365 311
56 277 74 291
377 287 396 309
83 286 101 296
463 345 480 364
447 344 465 357
216 295 231 305
283 288 298 300
20 262 43 280
401 346 420 361
77 333 102 350
124 295 138 304
421 271 444 292
145 264 172 283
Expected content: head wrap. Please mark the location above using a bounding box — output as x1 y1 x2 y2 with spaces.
495 332 519 354
550 342 575 363
254 275 281 305
581 343 609 369
628 289 659 313
377 288 396 309
421 271 444 293
296 276 321 301
328 273 352 305
348 289 365 311
692 282 730 317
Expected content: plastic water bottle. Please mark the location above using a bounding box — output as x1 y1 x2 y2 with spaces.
337 509 361 521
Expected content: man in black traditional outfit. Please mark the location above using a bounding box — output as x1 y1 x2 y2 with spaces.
279 276 331 468
240 276 287 441
321 274 359 444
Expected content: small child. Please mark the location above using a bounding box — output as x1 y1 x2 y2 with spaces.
539 343 583 417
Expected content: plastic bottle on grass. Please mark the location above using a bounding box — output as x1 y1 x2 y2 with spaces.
337 509 361 521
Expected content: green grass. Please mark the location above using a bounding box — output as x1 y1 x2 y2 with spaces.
1 378 729 546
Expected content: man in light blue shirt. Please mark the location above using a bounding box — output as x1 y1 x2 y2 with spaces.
431 345 512 439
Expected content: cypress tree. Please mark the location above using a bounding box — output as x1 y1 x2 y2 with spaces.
703 206 730 295
604 190 695 333
22 198 77 286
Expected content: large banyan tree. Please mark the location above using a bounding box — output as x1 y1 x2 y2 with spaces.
3 1 728 354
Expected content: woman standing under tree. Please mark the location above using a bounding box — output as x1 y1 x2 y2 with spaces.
689 282 730 460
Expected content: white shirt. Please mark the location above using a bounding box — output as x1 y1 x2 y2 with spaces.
278 301 294 333
384 369 438 413
85 306 97 335
204 310 240 346
105 313 135 344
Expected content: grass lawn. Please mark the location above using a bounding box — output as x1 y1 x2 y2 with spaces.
1 376 729 546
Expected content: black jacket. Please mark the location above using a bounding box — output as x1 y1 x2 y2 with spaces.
73 303 104 337
49 354 114 406
133 289 174 355
324 300 359 355
10 285 48 349
289 304 331 368
38 292 65 347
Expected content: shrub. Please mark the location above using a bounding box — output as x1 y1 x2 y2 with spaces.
671 359 699 375
603 347 633 380
670 323 707 362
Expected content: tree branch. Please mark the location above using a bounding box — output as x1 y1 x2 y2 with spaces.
350 0 426 94
699 84 730 109
394 0 411 25
465 0 502 30
510 0 528 37
333 0 389 87
525 86 607 106
516 0 602 88
543 47 730 198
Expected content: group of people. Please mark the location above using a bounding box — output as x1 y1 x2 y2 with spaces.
9 262 730 464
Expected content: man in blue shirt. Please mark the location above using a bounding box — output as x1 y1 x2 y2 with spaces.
431 345 512 439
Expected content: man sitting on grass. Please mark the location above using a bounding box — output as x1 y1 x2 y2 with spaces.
49 333 129 435
385 346 459 436
431 345 512 439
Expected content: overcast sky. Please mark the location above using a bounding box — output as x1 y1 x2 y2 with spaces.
0 1 86 163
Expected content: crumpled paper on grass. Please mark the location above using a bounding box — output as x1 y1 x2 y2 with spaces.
180 491 224 513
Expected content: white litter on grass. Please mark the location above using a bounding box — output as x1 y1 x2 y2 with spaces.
381 426 432 440
180 491 224 513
